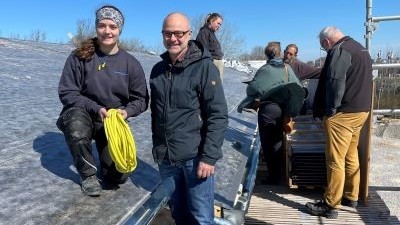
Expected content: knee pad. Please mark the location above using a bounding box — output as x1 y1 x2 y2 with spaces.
60 108 94 143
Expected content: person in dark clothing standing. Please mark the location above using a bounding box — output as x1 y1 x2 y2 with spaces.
284 43 321 114
196 13 224 81
306 26 373 219
150 12 228 225
57 5 149 197
239 42 304 185
283 44 320 80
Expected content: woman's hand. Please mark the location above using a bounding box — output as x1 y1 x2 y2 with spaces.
99 108 109 121
117 109 128 120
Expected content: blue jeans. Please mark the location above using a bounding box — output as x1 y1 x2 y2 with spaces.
159 157 214 225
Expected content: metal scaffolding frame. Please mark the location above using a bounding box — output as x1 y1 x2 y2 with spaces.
365 0 400 53
359 0 400 204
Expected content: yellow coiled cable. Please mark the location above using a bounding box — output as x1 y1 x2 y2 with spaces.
104 109 137 173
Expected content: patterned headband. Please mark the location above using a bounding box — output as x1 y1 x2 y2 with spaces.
95 6 124 29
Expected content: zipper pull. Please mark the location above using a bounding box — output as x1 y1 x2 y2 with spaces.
166 64 173 80
167 70 172 80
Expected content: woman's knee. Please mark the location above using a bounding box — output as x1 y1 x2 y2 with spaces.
59 108 94 142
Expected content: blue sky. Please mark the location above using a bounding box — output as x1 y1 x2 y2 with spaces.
1 0 399 61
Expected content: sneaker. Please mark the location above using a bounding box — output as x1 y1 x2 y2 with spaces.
341 197 358 208
305 200 338 219
81 175 102 197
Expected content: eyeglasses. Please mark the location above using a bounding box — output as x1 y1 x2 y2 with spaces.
284 50 296 57
320 38 328 52
161 30 191 39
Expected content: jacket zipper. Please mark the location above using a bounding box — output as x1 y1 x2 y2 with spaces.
164 66 173 164
167 69 172 80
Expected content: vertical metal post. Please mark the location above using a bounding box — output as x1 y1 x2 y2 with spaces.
359 0 374 204
365 0 372 51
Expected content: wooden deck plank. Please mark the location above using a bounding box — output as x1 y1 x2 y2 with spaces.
245 185 393 225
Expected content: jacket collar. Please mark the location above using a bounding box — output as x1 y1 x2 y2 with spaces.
160 40 212 68
267 58 284 66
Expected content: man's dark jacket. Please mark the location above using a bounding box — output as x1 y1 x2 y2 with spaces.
313 36 373 118
150 40 228 165
288 59 320 80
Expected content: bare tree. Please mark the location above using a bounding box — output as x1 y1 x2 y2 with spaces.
218 23 245 60
29 29 47 42
191 15 207 38
119 38 146 53
238 53 251 61
191 14 245 60
72 19 150 53
9 33 20 40
73 19 96 46
249 46 266 60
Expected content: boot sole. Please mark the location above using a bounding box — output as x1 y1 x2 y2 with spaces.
82 188 102 197
306 203 338 219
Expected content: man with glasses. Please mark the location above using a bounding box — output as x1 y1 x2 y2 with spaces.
283 44 320 80
149 12 228 225
306 26 373 219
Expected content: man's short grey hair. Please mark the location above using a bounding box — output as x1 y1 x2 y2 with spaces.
319 26 343 40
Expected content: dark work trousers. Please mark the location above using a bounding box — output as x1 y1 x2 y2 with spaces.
257 102 284 184
57 107 129 184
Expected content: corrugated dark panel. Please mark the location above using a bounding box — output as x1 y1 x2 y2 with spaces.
286 117 327 188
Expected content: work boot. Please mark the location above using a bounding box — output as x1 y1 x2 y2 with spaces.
81 175 102 197
305 200 338 219
341 197 358 208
